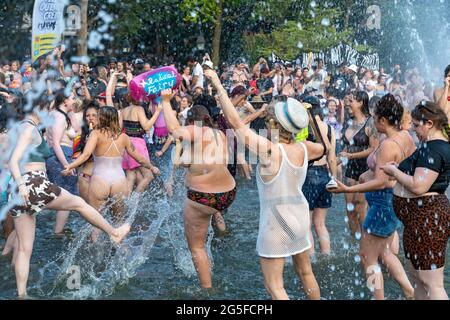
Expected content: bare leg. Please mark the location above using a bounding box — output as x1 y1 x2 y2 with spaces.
417 267 449 300
2 229 16 256
13 214 36 298
88 176 111 241
54 210 70 234
260 257 289 300
380 235 414 299
360 232 385 300
135 167 154 193
109 178 129 221
46 188 130 244
292 251 320 300
212 211 226 234
308 211 315 256
344 179 360 236
313 208 331 255
408 261 428 300
77 174 90 203
126 169 137 196
184 199 216 288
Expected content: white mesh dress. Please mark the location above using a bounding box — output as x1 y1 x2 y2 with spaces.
256 143 311 258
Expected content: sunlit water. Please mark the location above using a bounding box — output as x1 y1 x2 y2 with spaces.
0 170 448 300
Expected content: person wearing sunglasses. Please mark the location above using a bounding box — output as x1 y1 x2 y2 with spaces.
381 101 450 300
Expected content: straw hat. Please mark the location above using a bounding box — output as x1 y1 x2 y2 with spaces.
274 98 309 134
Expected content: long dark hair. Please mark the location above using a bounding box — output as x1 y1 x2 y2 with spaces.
353 91 370 116
412 101 450 142
54 89 72 129
79 103 99 152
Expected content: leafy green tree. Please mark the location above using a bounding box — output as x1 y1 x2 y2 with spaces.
244 1 352 62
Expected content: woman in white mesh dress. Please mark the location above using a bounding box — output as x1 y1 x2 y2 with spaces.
206 69 324 300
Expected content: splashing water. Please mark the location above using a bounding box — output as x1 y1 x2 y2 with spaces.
34 175 204 299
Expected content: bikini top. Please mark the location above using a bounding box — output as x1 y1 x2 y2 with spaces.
23 120 52 163
123 120 146 138
367 137 405 172
343 117 371 154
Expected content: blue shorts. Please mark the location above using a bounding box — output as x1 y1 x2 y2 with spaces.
302 165 332 210
363 189 400 238
46 146 78 195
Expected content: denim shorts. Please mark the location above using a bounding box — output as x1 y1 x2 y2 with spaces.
363 189 400 238
302 165 332 210
45 146 78 195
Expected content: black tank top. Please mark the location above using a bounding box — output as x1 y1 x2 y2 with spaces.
343 117 370 153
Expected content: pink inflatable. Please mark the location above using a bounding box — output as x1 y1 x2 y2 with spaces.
129 66 181 102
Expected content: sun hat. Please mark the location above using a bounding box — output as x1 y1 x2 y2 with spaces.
274 98 309 134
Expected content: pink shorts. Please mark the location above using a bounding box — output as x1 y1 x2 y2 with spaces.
122 137 150 170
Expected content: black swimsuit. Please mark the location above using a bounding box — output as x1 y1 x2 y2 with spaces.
343 117 371 180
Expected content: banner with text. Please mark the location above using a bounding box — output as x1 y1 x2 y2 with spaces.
270 44 380 71
32 0 65 62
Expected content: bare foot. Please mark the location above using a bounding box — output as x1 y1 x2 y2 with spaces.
110 224 131 244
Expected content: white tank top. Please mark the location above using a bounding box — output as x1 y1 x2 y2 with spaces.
256 143 311 258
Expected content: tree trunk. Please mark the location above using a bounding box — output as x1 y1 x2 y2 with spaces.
78 0 88 57
211 0 223 66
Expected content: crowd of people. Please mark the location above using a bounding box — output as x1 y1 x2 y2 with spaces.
0 47 449 300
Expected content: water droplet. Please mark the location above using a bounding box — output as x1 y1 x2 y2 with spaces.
297 22 303 29
354 255 361 263
190 11 197 18
344 216 349 223
321 18 330 26
355 232 361 240
297 41 303 49
360 292 365 298
310 1 317 8
343 242 349 250
330 265 336 271
346 203 355 212
431 264 437 270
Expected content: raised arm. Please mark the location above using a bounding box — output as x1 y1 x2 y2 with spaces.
106 72 118 107
160 89 197 142
204 69 273 158
137 104 162 131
